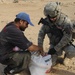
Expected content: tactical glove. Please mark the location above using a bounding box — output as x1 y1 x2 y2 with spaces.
48 48 56 55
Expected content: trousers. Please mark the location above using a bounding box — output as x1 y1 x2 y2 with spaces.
0 51 31 75
49 43 75 66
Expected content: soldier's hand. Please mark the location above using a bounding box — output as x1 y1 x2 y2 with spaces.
48 48 56 55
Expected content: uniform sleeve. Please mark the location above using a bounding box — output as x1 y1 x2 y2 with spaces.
54 19 72 51
6 28 32 50
38 25 46 47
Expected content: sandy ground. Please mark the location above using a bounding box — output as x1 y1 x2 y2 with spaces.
0 0 75 75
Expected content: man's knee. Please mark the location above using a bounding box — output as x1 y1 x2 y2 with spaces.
25 52 31 60
13 51 31 63
14 51 31 74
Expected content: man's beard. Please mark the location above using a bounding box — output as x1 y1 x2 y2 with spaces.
19 26 26 31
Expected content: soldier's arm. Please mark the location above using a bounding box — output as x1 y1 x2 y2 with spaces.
38 25 46 47
54 23 72 51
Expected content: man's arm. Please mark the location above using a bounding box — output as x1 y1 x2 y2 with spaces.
27 44 44 55
28 44 43 51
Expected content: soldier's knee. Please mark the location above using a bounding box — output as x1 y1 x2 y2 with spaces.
64 45 75 58
65 52 75 58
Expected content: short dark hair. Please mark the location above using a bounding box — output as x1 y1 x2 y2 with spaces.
14 18 26 23
14 18 21 23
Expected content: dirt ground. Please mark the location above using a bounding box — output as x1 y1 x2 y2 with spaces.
0 0 75 75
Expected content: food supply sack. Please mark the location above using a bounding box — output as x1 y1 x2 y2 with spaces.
29 54 52 75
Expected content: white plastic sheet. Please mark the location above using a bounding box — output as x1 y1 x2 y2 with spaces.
29 54 52 75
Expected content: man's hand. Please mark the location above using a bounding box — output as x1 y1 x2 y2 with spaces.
48 48 56 55
39 47 45 56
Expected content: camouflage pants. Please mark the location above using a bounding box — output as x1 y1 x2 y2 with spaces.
49 44 75 66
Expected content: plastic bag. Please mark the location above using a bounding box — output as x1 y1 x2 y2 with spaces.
29 54 52 75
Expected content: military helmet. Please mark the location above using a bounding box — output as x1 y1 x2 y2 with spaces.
44 2 61 18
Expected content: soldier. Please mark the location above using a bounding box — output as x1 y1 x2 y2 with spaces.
38 2 75 66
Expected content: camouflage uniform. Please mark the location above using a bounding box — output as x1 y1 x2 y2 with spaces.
38 2 75 66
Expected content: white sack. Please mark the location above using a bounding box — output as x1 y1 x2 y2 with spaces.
29 54 52 75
